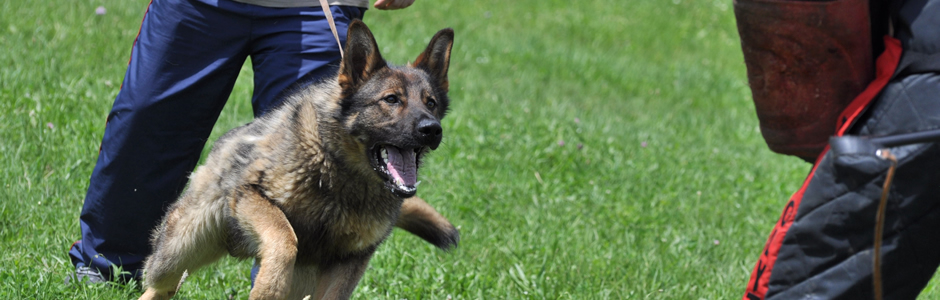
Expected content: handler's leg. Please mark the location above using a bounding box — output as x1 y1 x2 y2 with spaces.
748 137 940 300
68 0 251 281
744 43 940 300
743 0 940 298
247 5 365 117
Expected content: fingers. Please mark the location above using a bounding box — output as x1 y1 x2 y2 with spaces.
374 0 415 10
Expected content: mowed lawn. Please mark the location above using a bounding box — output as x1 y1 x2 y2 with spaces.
2 0 938 299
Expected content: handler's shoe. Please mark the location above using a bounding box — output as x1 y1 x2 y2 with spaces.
64 266 108 285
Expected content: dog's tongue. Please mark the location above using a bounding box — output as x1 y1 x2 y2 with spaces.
385 146 417 187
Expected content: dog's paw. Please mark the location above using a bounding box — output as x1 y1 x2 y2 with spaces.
397 219 460 251
433 224 459 251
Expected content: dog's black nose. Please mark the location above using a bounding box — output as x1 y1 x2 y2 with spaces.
417 119 442 137
417 118 442 148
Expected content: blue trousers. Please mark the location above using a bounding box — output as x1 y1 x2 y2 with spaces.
68 0 365 280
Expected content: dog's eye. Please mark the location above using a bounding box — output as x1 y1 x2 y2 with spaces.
383 95 400 104
426 98 437 109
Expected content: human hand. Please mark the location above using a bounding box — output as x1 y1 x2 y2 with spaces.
374 0 415 10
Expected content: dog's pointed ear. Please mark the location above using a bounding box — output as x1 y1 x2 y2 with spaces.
339 20 387 93
413 28 454 92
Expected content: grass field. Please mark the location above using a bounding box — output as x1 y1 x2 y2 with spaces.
2 0 938 299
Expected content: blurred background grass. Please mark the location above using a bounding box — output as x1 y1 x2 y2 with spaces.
2 0 937 299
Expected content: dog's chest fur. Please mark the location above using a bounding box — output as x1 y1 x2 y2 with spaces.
216 94 402 266
275 169 402 265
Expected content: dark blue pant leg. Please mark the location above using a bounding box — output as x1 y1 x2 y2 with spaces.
248 5 365 116
69 0 252 280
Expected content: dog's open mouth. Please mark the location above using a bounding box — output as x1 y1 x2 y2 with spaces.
371 145 422 198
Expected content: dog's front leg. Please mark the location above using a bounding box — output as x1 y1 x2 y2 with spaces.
396 197 460 250
232 186 298 300
311 253 373 300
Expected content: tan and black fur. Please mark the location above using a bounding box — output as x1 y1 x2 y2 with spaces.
138 21 457 300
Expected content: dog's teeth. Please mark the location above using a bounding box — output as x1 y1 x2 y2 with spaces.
381 148 388 163
414 181 421 187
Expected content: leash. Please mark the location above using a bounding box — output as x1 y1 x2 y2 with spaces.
317 0 344 58
873 149 897 300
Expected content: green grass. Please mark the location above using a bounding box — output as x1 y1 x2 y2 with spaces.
2 0 937 299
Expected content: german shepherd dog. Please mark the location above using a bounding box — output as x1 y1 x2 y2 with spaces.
138 20 458 300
